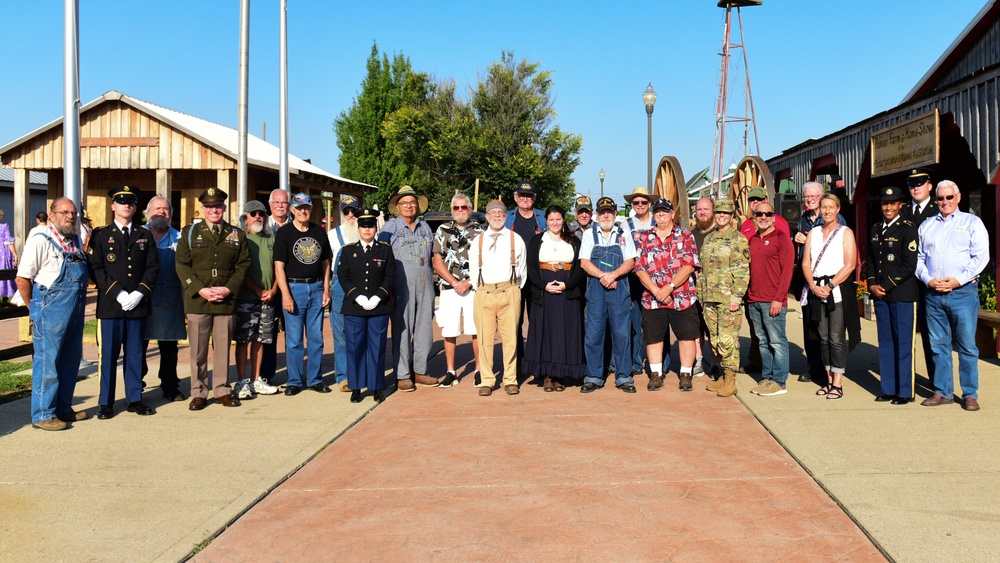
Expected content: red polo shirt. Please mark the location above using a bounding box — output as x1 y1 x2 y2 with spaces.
747 227 794 306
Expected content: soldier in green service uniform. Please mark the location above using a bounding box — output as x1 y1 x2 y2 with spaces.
698 199 749 397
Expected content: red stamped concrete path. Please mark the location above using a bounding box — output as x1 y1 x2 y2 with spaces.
197 374 884 562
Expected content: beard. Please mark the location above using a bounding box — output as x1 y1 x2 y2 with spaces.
149 216 171 231
696 217 715 231
57 221 77 236
249 222 264 234
341 218 360 243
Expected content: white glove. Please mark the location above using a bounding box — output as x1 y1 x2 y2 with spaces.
116 291 130 307
355 295 371 309
127 291 144 310
367 296 381 309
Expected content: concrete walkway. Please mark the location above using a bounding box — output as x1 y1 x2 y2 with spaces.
0 299 998 562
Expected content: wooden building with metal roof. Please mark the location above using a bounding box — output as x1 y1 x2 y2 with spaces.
766 0 1000 295
0 90 374 250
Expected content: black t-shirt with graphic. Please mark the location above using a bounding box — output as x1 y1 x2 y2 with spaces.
274 222 332 280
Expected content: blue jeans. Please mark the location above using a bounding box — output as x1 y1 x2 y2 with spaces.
329 279 348 384
584 278 632 386
284 281 326 388
747 302 789 387
925 283 979 399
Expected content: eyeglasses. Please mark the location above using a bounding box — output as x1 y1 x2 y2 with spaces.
936 194 956 201
343 208 357 216
632 200 649 206
516 194 535 199
53 210 78 217
269 201 289 206
452 205 469 211
203 204 226 210
398 201 418 207
292 206 311 212
248 210 267 218
754 211 775 218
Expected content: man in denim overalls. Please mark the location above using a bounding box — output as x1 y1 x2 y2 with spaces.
579 197 638 393
16 198 90 431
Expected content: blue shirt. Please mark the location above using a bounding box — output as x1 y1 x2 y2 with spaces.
916 210 989 287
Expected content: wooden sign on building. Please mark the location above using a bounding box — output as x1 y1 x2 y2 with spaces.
870 109 940 178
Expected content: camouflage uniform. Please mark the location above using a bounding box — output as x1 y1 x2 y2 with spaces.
698 221 749 372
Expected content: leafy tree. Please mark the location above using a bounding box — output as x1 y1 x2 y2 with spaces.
334 43 418 209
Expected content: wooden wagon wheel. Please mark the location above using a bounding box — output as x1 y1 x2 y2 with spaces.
653 156 690 227
728 155 774 225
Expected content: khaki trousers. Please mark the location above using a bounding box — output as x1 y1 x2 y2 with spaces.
187 313 235 399
473 282 520 387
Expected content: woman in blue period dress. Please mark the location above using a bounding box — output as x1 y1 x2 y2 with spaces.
0 209 18 302
523 206 586 391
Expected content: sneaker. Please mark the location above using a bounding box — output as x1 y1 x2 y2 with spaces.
757 380 787 397
236 378 256 400
253 378 280 395
750 381 768 395
440 372 457 388
692 363 705 377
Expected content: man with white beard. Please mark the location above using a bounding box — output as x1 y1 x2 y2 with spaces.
233 200 281 399
328 195 361 392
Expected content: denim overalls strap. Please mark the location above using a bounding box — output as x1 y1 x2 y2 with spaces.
333 227 345 274
31 231 89 309
588 228 628 294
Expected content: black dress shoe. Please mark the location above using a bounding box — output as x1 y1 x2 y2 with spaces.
373 390 385 403
617 382 637 393
96 405 115 420
874 394 894 402
797 374 812 383
127 401 155 416
350 389 362 403
891 396 913 405
309 383 332 393
284 385 302 396
163 389 187 402
581 382 600 394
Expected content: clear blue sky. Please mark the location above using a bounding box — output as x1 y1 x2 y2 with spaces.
0 0 988 204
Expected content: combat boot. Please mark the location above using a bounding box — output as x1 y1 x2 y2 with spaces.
706 373 726 392
717 369 738 397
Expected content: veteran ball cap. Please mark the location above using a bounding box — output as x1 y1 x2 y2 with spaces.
714 198 735 214
108 184 139 204
880 186 906 202
291 192 312 208
747 186 768 200
198 187 228 205
574 195 592 213
514 181 536 196
652 198 674 212
357 208 379 228
340 194 359 214
906 167 932 186
595 197 617 213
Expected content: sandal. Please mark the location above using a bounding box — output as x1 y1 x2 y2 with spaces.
826 386 843 400
816 384 833 396
553 379 566 392
543 377 555 393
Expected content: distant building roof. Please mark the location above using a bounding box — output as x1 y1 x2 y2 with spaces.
0 168 47 185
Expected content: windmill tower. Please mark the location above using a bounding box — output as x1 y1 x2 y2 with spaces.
710 0 763 197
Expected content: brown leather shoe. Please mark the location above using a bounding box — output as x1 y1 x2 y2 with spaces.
920 393 955 407
414 374 440 387
397 379 415 392
188 397 208 411
57 409 89 422
478 386 493 396
678 374 693 391
543 377 555 392
504 384 520 395
216 395 241 407
32 417 68 431
963 396 981 411
647 372 663 391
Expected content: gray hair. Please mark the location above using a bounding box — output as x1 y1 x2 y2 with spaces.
451 192 471 208
268 188 289 203
50 197 75 212
936 180 960 195
802 181 824 195
145 195 173 218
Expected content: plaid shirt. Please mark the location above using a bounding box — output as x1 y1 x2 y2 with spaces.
635 225 700 310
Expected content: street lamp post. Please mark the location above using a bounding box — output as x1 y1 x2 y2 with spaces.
599 168 606 199
643 83 657 191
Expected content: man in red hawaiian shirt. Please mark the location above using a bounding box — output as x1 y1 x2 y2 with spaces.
634 199 702 391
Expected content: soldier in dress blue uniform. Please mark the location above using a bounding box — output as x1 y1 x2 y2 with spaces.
902 167 938 384
87 185 160 418
863 186 919 405
339 209 395 403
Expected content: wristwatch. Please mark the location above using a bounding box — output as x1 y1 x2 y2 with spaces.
668 281 676 289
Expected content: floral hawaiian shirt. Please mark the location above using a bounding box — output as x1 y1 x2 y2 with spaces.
634 225 701 310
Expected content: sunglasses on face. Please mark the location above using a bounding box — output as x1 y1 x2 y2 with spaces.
936 194 956 201
343 208 357 216
248 210 267 218
754 211 775 217
632 200 649 206
452 205 469 211
748 198 765 203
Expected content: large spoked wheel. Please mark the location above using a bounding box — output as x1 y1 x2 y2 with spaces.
729 155 774 225
653 156 690 227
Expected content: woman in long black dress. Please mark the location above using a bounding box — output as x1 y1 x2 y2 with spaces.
523 205 586 391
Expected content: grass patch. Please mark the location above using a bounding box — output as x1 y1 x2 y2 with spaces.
84 319 97 335
0 361 34 402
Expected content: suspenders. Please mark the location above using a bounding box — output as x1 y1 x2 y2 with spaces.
477 230 517 286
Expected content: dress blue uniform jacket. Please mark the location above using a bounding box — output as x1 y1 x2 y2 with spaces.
863 218 919 302
338 241 395 317
87 224 159 319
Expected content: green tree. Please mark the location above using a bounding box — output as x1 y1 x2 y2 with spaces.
334 43 418 209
